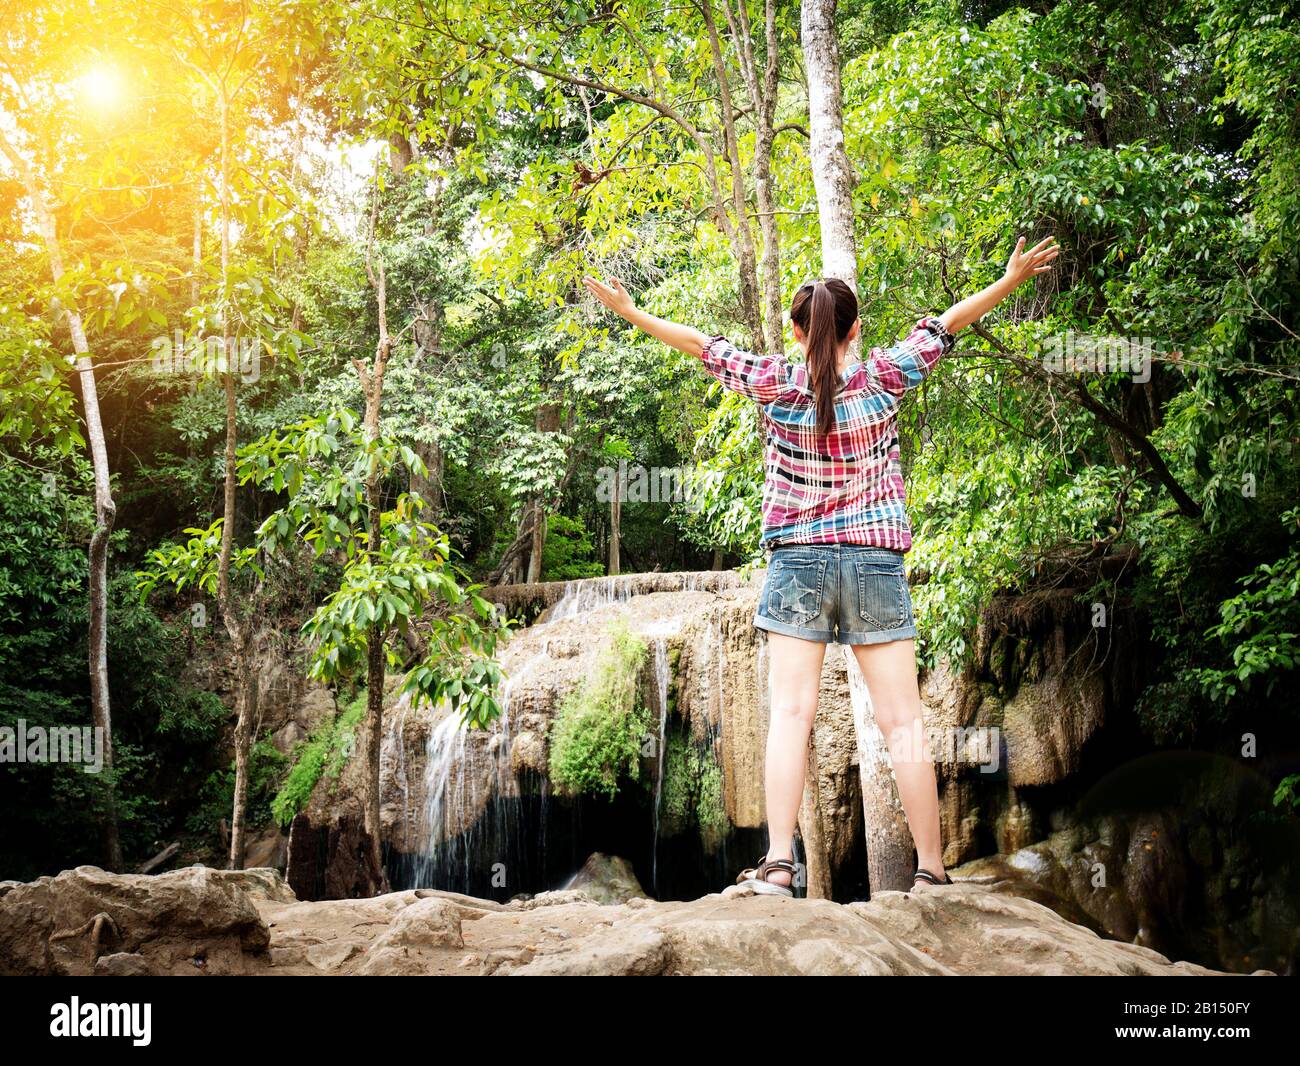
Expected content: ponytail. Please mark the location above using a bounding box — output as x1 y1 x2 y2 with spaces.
790 278 859 436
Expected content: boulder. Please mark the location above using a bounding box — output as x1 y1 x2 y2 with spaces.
94 952 152 976
246 881 1268 975
212 867 297 903
243 830 289 873
0 865 270 976
354 896 465 975
562 853 648 904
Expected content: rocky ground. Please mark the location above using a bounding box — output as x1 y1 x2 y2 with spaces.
0 864 1272 976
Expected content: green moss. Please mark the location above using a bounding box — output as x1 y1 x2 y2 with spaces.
548 622 652 799
659 728 731 853
695 754 729 853
270 688 367 828
659 731 695 835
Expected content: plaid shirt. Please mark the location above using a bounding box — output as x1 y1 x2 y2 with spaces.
699 316 955 552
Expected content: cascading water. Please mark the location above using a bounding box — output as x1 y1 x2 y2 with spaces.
648 634 673 896
375 571 768 902
547 576 632 621
546 571 723 621
394 649 545 892
698 613 731 874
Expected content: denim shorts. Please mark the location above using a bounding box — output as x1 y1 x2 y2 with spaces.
754 544 917 645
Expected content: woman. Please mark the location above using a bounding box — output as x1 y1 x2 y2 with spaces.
581 235 1060 896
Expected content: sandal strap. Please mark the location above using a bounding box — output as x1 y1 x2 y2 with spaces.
912 868 951 885
737 857 798 885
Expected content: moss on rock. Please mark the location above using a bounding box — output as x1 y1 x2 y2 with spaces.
548 621 652 799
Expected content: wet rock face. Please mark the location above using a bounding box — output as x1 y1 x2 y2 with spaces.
290 577 780 900
481 571 748 627
953 754 1300 976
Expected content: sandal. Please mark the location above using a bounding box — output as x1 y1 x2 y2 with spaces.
735 854 797 897
911 868 954 889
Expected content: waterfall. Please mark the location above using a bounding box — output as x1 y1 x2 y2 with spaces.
547 576 633 620
546 570 737 621
649 635 672 896
372 570 764 900
399 649 547 890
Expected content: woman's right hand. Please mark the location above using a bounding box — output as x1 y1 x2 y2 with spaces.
582 275 638 319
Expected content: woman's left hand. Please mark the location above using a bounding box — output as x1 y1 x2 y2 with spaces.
582 275 637 319
1003 235 1061 288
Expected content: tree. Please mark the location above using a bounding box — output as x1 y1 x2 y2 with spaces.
148 0 318 868
237 401 511 890
799 0 910 895
0 1 137 869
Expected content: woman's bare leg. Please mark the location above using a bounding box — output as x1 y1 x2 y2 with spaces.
848 638 945 880
759 631 827 887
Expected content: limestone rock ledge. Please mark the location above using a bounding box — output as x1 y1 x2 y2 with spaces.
0 865 1271 977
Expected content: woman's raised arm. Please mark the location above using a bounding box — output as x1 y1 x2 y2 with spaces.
582 276 711 357
938 235 1060 334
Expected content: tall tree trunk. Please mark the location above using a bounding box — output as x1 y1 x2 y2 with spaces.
702 0 764 347
78 310 121 873
0 133 121 870
802 0 858 288
802 0 861 377
191 194 202 307
525 401 562 583
724 0 786 355
411 438 445 520
213 86 256 871
357 188 395 893
360 355 391 892
526 499 546 583
751 0 785 357
609 492 621 576
801 0 909 892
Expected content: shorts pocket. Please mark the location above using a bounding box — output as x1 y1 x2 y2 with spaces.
855 560 910 630
765 554 827 628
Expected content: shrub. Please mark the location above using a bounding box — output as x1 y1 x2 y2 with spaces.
548 622 651 798
270 688 367 828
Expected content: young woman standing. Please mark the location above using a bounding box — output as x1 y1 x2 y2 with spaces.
582 235 1060 895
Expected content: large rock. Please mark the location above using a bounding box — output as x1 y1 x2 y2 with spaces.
562 853 648 904
0 865 271 975
257 880 1256 975
0 866 1269 976
951 758 1300 976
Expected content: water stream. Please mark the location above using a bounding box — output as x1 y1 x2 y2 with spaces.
381 574 764 901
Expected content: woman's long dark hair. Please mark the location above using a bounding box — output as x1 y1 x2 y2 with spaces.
789 278 859 436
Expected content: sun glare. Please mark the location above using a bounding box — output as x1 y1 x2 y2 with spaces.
77 65 125 110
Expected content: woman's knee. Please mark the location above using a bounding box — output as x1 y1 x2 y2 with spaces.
872 701 925 748
770 695 818 727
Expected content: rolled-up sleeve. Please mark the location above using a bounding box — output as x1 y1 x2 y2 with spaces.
868 316 955 396
699 335 793 403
